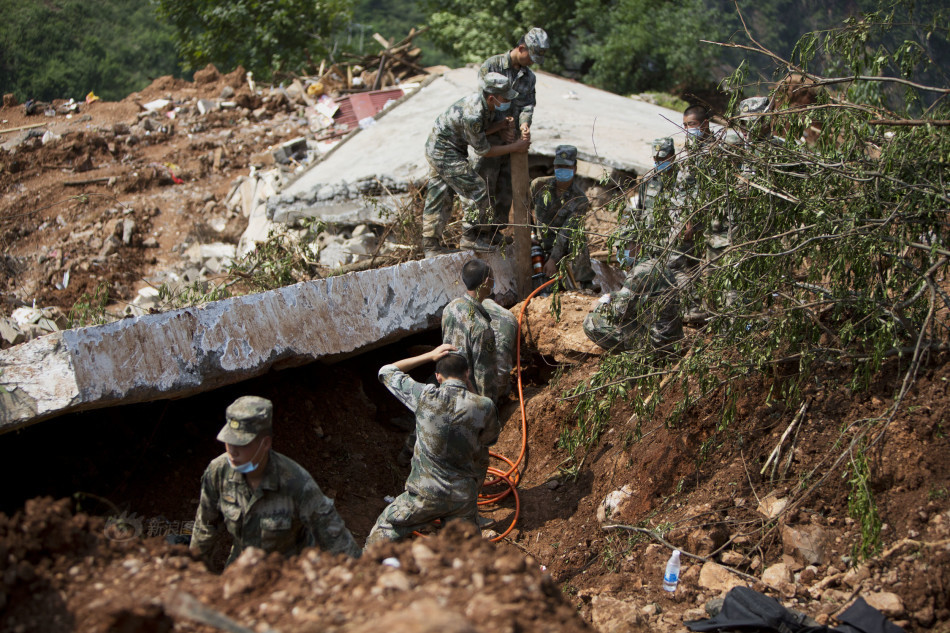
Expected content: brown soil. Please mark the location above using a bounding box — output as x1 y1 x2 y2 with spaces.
0 65 295 313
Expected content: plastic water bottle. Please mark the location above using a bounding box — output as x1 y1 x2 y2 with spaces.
663 550 681 592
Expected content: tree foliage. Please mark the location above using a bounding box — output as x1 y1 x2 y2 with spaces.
152 0 355 80
564 0 950 556
0 0 179 102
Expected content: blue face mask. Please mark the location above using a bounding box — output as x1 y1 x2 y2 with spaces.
655 160 672 172
228 440 266 474
494 99 511 112
686 127 704 138
554 168 574 182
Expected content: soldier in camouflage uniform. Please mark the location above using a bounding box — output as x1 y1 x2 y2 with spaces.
442 259 499 403
702 97 771 311
190 396 361 567
482 298 517 401
422 73 531 257
583 258 683 353
616 137 679 268
670 105 717 323
530 144 596 287
474 27 549 238
365 345 500 546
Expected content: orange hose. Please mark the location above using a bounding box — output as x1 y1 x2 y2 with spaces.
480 277 558 542
415 277 559 543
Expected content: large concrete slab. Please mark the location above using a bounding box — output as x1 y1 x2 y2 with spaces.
0 252 519 434
269 67 683 225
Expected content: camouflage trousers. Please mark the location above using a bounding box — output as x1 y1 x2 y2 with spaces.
422 154 491 242
582 301 683 353
473 145 512 229
704 238 738 311
364 490 478 548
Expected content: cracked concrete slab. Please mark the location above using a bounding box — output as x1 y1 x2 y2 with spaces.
0 252 520 434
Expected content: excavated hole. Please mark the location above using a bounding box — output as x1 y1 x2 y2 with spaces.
1 328 557 565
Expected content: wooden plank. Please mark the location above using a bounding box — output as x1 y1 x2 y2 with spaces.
510 151 532 299
0 122 47 135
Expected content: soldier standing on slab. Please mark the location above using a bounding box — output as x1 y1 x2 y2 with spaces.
365 345 499 547
422 73 530 257
475 27 550 242
529 144 596 289
190 396 361 567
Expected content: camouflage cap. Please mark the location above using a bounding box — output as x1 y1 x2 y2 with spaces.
553 144 577 166
217 396 273 446
738 96 769 116
722 128 743 145
481 72 518 100
523 27 549 65
651 137 674 159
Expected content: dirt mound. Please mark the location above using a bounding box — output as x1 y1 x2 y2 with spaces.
0 497 587 633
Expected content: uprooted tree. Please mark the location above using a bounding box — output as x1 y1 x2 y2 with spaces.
562 0 950 559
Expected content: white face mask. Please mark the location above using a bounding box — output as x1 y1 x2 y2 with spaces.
228 440 266 474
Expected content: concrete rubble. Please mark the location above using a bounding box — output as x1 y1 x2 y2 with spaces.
0 252 519 434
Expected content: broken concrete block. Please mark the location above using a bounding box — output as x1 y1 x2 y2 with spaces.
99 235 121 258
272 137 308 165
121 218 136 245
0 318 25 348
126 286 162 317
0 252 519 433
318 236 350 268
197 99 217 115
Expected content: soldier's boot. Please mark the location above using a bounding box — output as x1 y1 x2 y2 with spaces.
459 229 495 252
423 237 452 258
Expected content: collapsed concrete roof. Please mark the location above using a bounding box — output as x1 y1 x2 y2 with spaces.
0 251 620 433
268 67 683 225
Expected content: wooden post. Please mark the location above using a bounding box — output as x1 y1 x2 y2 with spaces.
510 151 532 299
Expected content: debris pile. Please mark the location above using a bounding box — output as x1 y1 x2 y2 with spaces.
0 498 587 633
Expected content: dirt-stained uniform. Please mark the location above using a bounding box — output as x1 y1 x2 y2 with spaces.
474 51 538 227
422 92 495 245
365 364 499 546
482 298 518 400
190 451 361 565
530 175 595 283
583 258 683 352
442 294 498 403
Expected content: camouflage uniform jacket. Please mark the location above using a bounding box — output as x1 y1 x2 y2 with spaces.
191 451 361 565
530 176 589 263
479 52 536 129
482 299 518 399
379 364 500 502
442 295 498 402
585 258 683 351
425 93 492 166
